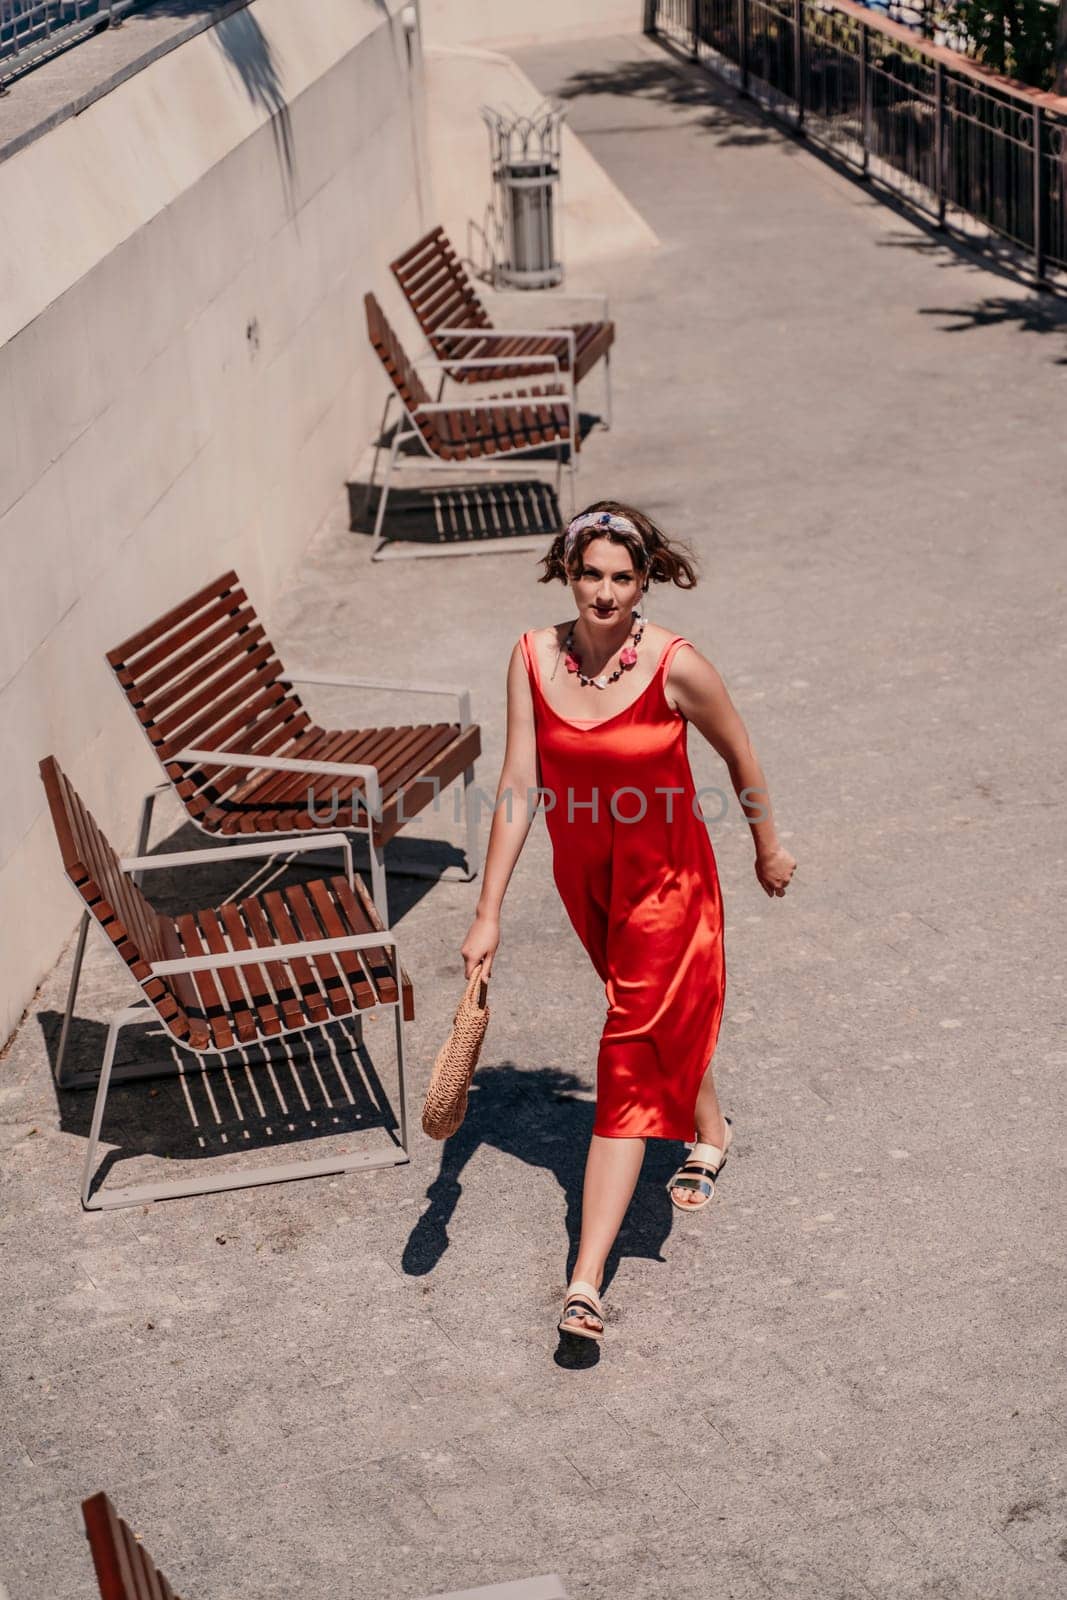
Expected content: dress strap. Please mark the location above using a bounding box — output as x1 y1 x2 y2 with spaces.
658 636 693 716
659 636 693 678
519 630 542 695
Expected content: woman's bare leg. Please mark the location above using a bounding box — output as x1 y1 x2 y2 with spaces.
567 1134 646 1331
671 1057 728 1209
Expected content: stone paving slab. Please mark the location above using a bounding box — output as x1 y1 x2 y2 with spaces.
2 25 1066 1600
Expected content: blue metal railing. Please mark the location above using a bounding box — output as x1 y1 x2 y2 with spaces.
0 0 139 87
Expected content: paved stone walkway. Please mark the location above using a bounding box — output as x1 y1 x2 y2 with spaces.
2 29 1065 1600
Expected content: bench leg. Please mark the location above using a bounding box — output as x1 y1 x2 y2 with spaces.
370 430 403 560
79 1002 411 1210
130 786 166 888
80 1004 148 1207
367 834 390 926
603 349 613 430
55 910 90 1087
365 391 396 519
296 770 478 895
385 767 480 884
393 961 409 1156
461 763 481 880
556 432 577 519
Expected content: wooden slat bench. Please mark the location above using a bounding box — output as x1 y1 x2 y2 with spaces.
391 224 614 414
82 1491 570 1599
82 1493 181 1600
50 571 478 1086
364 291 579 556
106 570 481 919
43 755 412 1208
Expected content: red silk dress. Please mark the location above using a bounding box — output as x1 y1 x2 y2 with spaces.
520 630 727 1141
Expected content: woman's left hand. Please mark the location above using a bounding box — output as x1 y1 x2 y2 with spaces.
755 845 797 898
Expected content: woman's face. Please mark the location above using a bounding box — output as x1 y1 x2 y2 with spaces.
569 536 642 627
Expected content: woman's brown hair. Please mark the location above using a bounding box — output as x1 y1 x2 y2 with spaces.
538 500 698 589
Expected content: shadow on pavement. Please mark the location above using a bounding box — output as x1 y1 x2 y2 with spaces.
918 294 1067 358
39 1008 402 1203
349 480 565 547
401 1062 690 1297
35 819 430 1200
603 33 1067 302
554 47 783 149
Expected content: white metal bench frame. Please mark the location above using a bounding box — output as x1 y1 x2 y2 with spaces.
366 358 579 563
55 831 411 1211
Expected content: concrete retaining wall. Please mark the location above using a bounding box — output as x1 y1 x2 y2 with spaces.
0 0 425 1042
0 0 659 1045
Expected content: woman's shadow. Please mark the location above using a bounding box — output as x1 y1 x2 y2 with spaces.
401 1061 685 1360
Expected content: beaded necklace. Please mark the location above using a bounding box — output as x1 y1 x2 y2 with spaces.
563 610 645 690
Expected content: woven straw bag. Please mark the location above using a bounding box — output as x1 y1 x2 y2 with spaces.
421 961 491 1140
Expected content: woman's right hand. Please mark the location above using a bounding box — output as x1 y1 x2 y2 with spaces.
461 911 500 980
755 843 797 897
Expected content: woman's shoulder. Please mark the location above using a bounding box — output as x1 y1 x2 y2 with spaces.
642 621 687 665
520 623 567 660
513 626 562 680
644 621 678 648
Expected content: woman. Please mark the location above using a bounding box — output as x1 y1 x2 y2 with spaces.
460 502 796 1344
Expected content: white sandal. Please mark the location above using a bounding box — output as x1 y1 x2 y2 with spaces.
667 1117 734 1212
558 1279 605 1341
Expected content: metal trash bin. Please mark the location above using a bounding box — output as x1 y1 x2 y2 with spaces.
482 101 566 289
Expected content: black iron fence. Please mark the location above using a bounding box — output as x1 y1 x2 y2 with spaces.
648 0 1067 280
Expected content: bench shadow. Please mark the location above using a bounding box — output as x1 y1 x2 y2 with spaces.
348 479 566 547
36 819 433 1201
401 1062 689 1364
40 1007 403 1203
349 407 602 548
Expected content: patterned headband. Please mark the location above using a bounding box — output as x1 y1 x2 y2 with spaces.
563 510 639 557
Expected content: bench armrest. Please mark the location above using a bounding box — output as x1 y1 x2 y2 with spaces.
150 928 399 977
436 326 576 362
171 747 383 820
279 673 472 728
173 746 380 785
415 353 562 376
120 832 354 881
413 395 574 417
